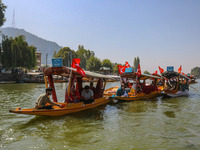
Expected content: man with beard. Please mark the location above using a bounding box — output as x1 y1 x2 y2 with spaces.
35 87 63 109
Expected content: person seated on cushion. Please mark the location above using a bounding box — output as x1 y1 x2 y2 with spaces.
116 84 128 97
81 85 94 104
35 87 63 109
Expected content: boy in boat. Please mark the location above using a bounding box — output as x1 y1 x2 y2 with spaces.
81 85 94 104
35 87 63 109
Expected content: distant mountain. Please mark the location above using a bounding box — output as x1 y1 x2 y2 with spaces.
0 27 62 64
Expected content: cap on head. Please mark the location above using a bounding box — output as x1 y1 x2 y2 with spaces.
46 87 53 93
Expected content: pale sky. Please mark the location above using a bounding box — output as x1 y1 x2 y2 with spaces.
2 0 200 73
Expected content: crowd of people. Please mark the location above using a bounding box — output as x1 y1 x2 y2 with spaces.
116 80 143 97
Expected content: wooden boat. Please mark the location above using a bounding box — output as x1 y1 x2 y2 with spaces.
188 75 198 84
0 81 17 84
23 72 45 83
161 71 190 97
9 66 113 116
104 86 119 97
107 72 161 101
151 73 164 92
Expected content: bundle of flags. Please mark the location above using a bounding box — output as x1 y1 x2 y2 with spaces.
118 61 141 77
158 65 186 79
71 58 86 77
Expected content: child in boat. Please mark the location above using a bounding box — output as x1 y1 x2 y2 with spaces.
35 87 63 109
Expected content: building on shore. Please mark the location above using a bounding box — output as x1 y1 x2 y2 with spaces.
99 67 112 75
36 52 41 70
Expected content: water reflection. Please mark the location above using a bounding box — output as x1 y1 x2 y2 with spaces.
1 80 200 149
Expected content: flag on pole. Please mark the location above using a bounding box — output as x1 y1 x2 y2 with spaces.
71 58 80 68
158 66 164 74
125 61 130 68
71 58 86 77
178 65 182 73
118 65 126 74
136 64 141 77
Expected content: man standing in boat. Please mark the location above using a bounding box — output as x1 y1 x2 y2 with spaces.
35 87 63 109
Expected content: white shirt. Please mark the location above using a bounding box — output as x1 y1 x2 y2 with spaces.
81 89 94 99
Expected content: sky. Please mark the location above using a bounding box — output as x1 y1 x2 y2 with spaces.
2 0 200 73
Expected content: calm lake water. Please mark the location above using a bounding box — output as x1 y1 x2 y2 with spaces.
0 80 200 150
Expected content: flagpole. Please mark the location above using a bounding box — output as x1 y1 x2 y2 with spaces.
136 75 138 95
65 68 73 103
67 69 73 98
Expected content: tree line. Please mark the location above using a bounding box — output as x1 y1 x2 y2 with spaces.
0 35 37 69
191 67 200 77
53 45 141 74
53 45 113 71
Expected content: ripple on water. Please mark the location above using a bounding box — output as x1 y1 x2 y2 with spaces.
1 81 200 149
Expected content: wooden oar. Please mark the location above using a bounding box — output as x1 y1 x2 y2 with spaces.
189 85 198 91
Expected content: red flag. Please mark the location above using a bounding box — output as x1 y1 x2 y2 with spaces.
71 58 86 77
136 64 141 77
71 58 80 68
125 61 130 68
118 65 126 74
158 66 164 74
178 65 182 73
154 70 158 74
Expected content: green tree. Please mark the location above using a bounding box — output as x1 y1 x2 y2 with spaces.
133 56 140 72
113 63 121 74
86 56 101 71
53 50 57 58
1 35 13 68
0 1 6 27
29 46 37 69
143 70 150 75
101 59 113 70
1 35 36 69
55 47 77 66
76 45 95 69
191 67 200 77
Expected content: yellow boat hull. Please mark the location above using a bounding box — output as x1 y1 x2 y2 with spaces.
103 86 119 97
114 91 161 101
9 97 110 116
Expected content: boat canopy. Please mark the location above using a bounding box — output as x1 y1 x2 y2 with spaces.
120 72 161 80
162 71 190 80
44 67 114 79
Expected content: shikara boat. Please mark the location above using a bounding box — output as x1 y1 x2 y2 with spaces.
161 71 190 97
104 86 119 97
107 72 161 101
0 81 17 84
188 75 198 84
9 66 113 116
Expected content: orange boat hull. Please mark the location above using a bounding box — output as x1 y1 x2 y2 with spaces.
9 97 110 116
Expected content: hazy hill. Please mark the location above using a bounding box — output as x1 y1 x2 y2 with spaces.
0 27 62 65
